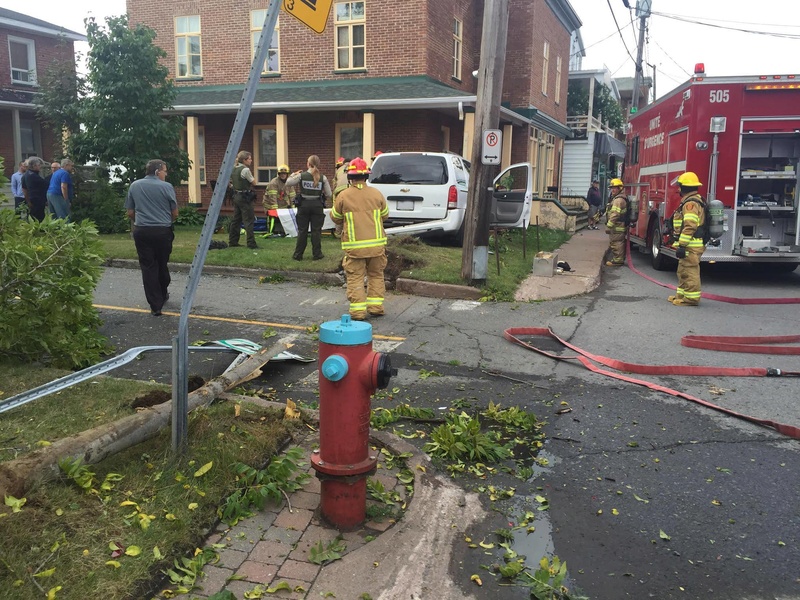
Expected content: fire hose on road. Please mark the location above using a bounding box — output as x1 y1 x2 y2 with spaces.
504 326 800 440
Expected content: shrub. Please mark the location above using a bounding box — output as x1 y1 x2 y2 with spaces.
72 178 130 234
0 211 111 368
175 205 206 226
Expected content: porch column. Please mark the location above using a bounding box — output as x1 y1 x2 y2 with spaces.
186 115 201 206
276 112 289 167
12 109 22 164
462 110 475 161
501 123 513 169
363 111 375 164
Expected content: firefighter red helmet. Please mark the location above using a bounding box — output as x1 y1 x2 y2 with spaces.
335 156 346 168
346 157 371 177
371 150 383 160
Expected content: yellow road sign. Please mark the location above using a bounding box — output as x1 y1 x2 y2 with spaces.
283 0 333 34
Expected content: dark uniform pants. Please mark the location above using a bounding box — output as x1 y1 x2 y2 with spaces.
343 253 388 319
293 201 325 260
133 226 174 312
230 193 257 248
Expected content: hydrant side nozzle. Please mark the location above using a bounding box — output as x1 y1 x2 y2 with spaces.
376 352 395 389
321 354 349 381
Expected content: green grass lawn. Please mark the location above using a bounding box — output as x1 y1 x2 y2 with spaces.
101 226 570 301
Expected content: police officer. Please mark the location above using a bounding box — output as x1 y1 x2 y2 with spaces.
330 157 389 320
669 172 706 306
604 178 628 266
286 155 332 260
228 150 259 249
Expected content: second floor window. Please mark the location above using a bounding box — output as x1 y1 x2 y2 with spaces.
555 56 562 104
175 16 202 78
541 41 549 96
251 10 280 74
452 18 462 80
335 2 365 70
9 37 36 85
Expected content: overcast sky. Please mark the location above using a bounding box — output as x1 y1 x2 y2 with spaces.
568 0 800 99
5 0 798 101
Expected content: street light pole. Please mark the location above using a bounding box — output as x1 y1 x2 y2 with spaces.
460 0 509 283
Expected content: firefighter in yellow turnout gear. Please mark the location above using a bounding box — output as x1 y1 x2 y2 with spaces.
604 178 628 266
669 172 706 306
330 157 389 321
263 164 296 237
332 157 350 239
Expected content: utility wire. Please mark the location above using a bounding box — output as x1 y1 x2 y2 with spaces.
605 0 636 63
652 10 800 40
652 39 692 78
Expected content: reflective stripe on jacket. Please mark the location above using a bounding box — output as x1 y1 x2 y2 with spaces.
331 184 389 257
672 192 706 249
606 193 628 232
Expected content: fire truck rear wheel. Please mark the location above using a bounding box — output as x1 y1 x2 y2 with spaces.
649 221 673 271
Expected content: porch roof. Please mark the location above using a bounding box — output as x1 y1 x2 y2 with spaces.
170 75 541 130
170 75 473 113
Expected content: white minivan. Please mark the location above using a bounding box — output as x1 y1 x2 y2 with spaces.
368 152 534 242
368 152 470 242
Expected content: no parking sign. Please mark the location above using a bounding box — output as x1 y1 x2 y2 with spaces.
481 129 502 165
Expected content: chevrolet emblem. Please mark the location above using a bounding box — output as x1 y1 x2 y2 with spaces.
400 188 410 192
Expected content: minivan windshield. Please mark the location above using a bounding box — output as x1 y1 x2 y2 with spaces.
369 155 448 185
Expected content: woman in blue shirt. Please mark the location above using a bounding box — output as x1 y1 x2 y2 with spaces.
46 159 74 220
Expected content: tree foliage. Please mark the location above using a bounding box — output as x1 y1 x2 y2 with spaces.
0 211 111 369
52 15 188 185
567 80 624 130
35 38 84 153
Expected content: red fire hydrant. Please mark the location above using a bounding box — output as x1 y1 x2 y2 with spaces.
312 314 396 529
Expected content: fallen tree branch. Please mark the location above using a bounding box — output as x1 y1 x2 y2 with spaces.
0 335 298 503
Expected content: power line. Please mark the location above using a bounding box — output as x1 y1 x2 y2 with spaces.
605 0 636 63
652 10 800 40
652 39 692 78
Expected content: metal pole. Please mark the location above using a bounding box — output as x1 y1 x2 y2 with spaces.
461 0 510 283
171 0 282 452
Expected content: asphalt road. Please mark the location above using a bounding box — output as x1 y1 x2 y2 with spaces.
93 261 800 600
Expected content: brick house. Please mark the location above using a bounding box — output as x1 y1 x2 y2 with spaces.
0 8 85 180
124 0 580 210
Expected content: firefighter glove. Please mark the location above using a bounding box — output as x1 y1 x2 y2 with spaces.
675 246 687 259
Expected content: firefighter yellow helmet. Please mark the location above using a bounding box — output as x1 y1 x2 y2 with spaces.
609 178 624 188
277 164 290 174
677 172 703 187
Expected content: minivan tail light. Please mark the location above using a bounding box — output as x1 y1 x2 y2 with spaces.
447 185 458 209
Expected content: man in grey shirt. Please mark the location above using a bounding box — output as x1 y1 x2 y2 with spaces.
125 159 179 316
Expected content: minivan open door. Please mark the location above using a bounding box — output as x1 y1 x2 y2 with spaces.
489 163 533 228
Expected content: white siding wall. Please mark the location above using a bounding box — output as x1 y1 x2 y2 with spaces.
561 131 596 197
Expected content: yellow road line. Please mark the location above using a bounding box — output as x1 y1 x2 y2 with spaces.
93 304 407 342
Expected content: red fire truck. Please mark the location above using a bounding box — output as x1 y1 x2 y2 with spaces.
623 65 800 272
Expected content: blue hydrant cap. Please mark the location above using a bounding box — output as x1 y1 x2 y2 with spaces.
321 354 349 381
319 314 373 346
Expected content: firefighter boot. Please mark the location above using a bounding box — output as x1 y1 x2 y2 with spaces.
672 297 699 307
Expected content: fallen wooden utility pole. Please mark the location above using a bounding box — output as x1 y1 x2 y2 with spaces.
0 335 297 502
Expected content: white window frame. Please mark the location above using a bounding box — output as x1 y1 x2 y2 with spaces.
8 36 37 85
555 56 562 104
334 1 366 71
336 123 363 160
452 18 463 80
175 15 203 78
541 41 549 96
251 10 280 74
254 125 277 185
180 126 206 184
